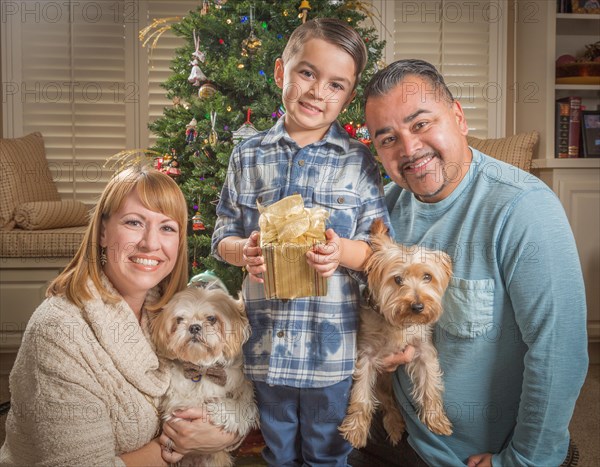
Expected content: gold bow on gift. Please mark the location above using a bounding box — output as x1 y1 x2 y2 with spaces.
258 194 328 244
258 194 329 300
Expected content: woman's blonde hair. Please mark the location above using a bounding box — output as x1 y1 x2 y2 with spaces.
47 165 189 311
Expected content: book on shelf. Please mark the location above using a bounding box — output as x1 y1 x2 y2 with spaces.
557 0 572 13
555 100 570 158
556 96 582 158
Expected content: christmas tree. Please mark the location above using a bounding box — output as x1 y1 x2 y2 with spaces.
147 0 385 293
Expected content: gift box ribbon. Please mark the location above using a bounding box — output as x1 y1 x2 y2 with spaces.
258 194 329 244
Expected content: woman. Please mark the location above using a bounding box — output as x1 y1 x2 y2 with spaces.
0 165 238 465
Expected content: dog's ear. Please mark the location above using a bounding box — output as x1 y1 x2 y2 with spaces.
370 218 388 235
437 251 453 289
369 218 394 253
221 293 251 363
149 302 175 358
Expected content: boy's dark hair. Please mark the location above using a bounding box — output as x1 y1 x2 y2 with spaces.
364 59 454 104
281 18 367 90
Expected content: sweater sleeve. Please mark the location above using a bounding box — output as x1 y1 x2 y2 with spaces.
2 312 127 466
493 188 588 466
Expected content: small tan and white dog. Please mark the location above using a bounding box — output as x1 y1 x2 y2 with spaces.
338 218 453 449
150 287 259 467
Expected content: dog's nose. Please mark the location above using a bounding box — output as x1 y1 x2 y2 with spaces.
411 303 424 314
189 324 202 334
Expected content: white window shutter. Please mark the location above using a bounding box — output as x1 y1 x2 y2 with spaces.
4 1 129 204
372 0 506 138
140 1 197 148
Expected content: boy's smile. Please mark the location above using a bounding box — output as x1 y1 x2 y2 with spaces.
274 38 356 147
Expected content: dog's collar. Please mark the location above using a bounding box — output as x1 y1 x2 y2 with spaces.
181 361 227 386
362 286 380 313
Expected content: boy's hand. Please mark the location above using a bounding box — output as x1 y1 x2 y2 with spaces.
243 231 265 283
306 228 342 278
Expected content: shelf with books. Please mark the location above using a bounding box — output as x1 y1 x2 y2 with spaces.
531 158 600 169
517 2 599 345
554 7 599 159
555 84 600 90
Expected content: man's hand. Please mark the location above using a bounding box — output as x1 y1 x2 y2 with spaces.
467 453 493 467
381 345 416 372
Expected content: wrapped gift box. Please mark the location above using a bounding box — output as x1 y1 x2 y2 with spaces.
258 194 328 299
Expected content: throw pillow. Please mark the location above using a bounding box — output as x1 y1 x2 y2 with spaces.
14 200 89 230
0 132 60 230
467 131 539 172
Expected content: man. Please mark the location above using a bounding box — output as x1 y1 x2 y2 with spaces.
357 59 588 466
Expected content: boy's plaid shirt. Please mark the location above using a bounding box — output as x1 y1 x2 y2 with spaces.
212 117 391 388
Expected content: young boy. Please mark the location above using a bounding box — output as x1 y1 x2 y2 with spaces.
212 18 391 466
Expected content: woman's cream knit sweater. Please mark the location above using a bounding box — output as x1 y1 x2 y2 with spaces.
0 280 170 466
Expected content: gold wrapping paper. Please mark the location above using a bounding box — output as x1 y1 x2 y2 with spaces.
258 194 329 299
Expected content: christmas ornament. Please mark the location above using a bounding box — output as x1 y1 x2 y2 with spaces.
209 111 218 145
201 0 209 15
198 82 217 99
185 117 198 144
139 16 182 65
299 0 311 23
202 146 216 160
153 154 164 171
241 6 262 57
355 125 371 145
344 123 356 138
189 270 228 292
272 105 285 119
188 30 207 86
192 211 206 231
242 31 262 57
172 96 182 108
232 109 260 144
191 244 199 269
166 148 181 178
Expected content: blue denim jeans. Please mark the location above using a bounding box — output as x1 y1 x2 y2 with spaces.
254 377 353 467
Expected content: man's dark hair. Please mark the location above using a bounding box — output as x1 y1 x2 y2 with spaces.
364 59 454 104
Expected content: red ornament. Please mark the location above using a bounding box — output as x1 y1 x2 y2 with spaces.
344 123 356 138
192 211 206 231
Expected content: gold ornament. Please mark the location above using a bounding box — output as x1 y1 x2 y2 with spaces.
241 31 262 57
209 111 218 146
241 6 262 57
299 0 311 23
198 82 217 99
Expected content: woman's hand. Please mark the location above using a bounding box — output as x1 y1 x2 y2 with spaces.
159 408 242 462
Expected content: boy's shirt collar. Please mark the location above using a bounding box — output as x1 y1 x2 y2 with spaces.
261 116 349 152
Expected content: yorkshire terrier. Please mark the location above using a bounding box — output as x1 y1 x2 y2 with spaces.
338 218 453 448
150 287 259 467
